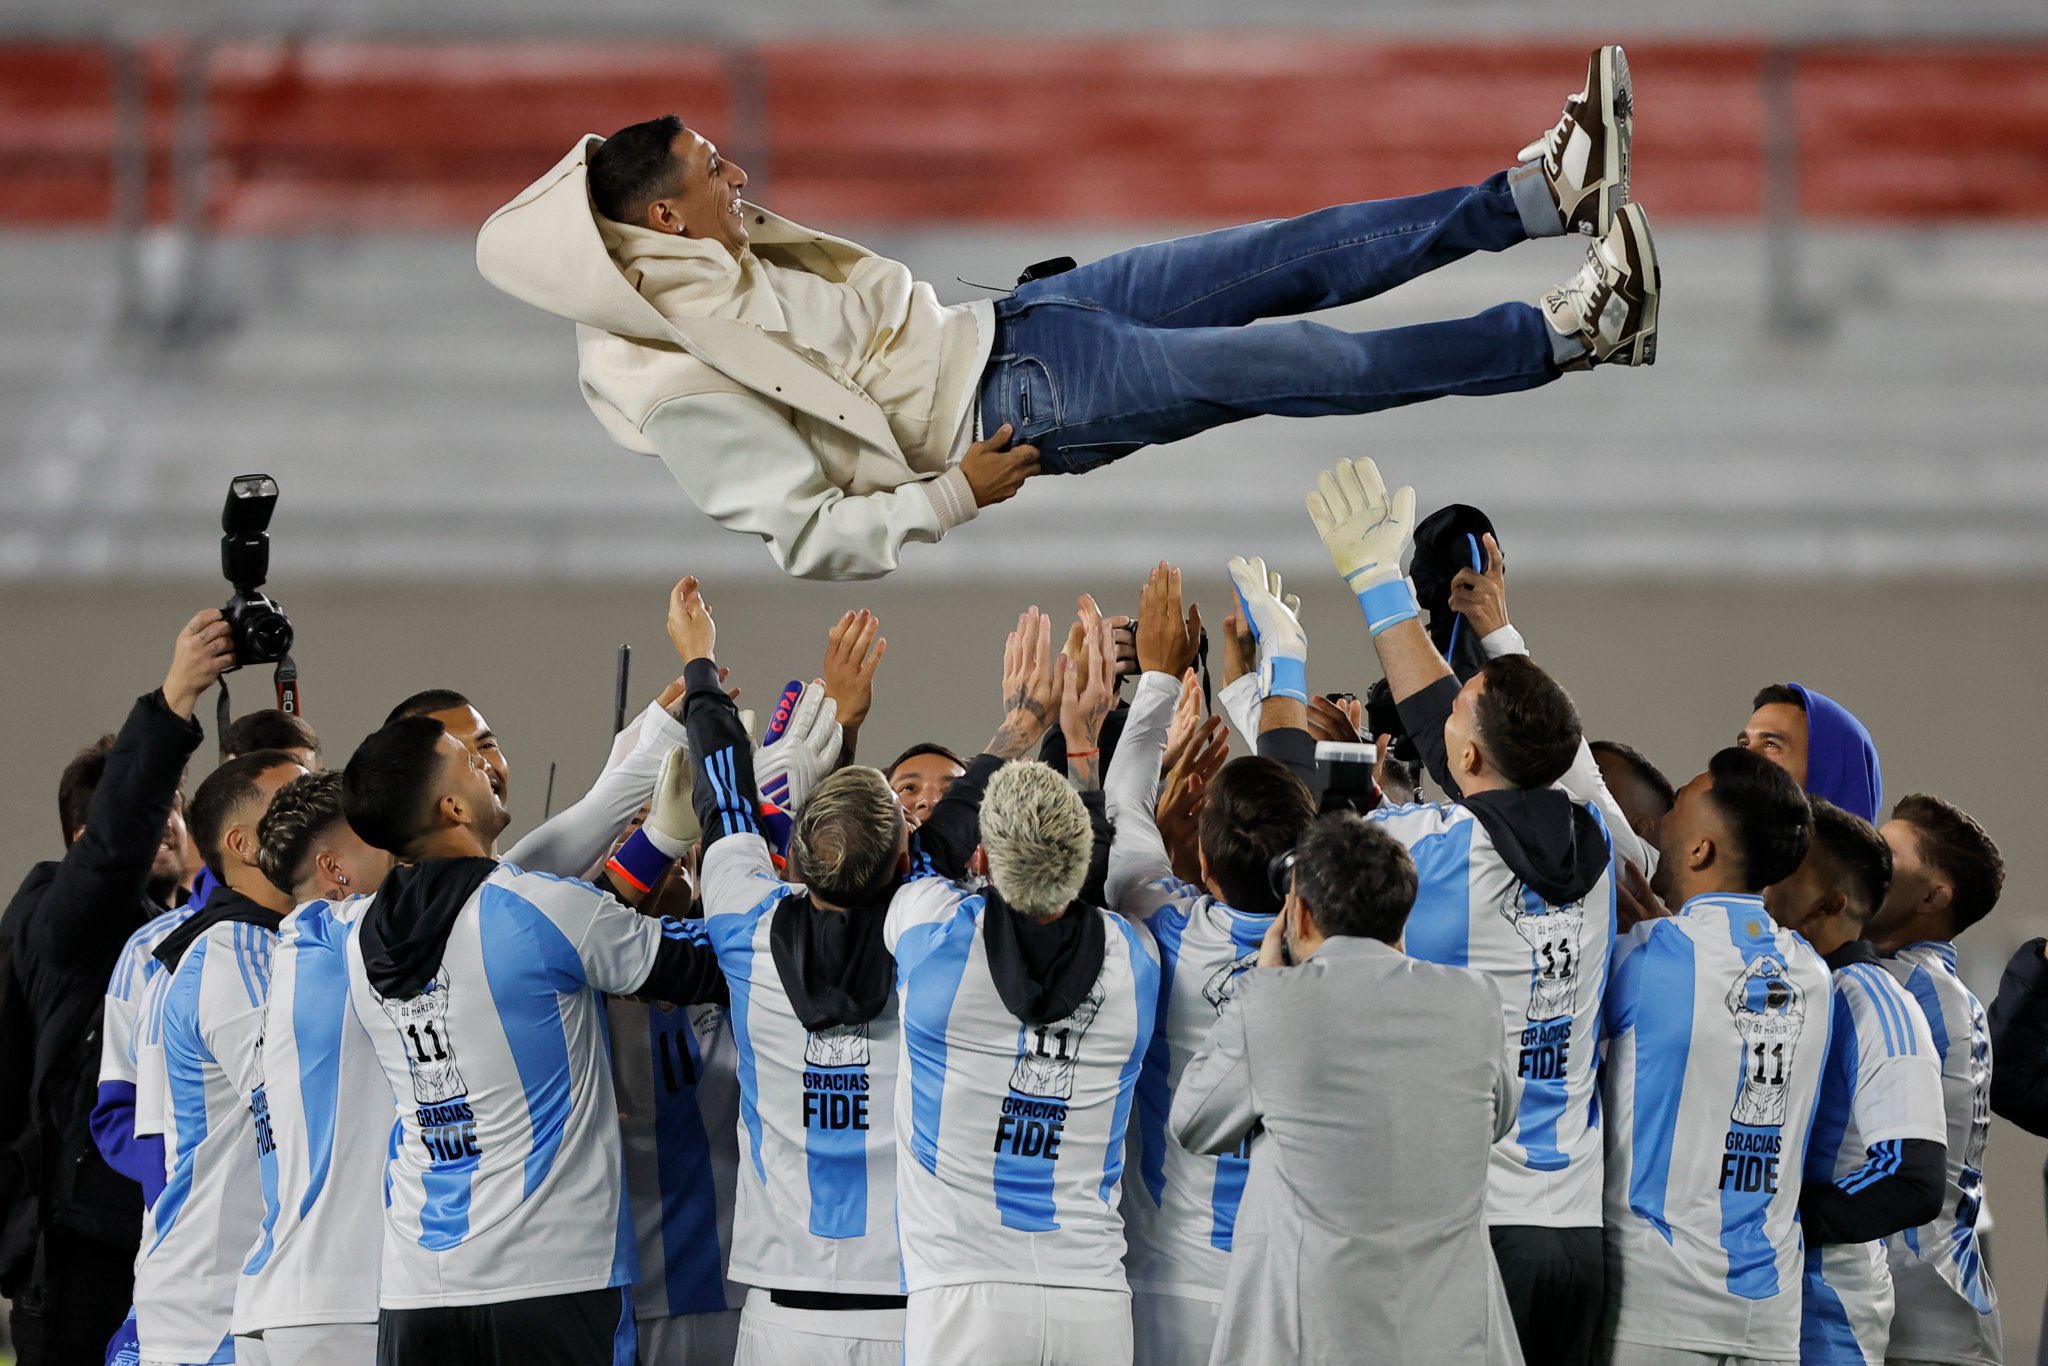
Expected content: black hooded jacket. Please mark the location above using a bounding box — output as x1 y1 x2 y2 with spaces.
1397 675 1609 908
0 689 200 1280
152 884 285 974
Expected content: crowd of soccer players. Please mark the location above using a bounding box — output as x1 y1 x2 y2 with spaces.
0 454 2024 1366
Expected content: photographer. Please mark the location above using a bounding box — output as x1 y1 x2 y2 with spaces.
0 610 232 1366
1170 812 1521 1365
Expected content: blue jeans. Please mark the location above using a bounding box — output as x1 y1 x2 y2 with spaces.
979 170 1557 474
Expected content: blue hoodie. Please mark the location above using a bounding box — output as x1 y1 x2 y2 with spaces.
1786 682 1882 823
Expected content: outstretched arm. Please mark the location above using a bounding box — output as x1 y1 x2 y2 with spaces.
647 396 1035 581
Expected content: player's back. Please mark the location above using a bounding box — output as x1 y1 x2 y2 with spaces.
346 859 657 1309
1602 893 1832 1359
1370 797 1615 1226
139 914 276 1363
236 895 391 1335
887 877 1158 1295
1883 939 2002 1364
1120 879 1268 1303
699 834 904 1296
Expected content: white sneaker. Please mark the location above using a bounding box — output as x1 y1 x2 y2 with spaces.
1541 203 1659 367
1519 44 1632 237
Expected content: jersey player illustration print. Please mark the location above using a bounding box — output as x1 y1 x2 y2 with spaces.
1500 886 1587 1022
1011 983 1106 1102
379 968 467 1106
1726 956 1808 1129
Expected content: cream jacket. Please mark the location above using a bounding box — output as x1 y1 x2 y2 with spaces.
477 136 992 581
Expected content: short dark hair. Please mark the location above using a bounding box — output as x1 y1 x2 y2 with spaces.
1475 655 1582 789
1891 793 2004 935
58 735 116 843
886 742 966 778
1703 746 1812 891
1752 683 1803 711
344 718 453 858
383 689 472 730
258 770 346 896
223 709 320 761
1807 798 1892 926
1291 812 1418 943
1589 739 1676 811
1198 757 1316 915
189 750 302 880
588 115 688 226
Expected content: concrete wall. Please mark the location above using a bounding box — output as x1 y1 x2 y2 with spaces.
4 572 2043 1356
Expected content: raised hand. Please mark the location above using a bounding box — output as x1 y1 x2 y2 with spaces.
822 608 887 738
1446 532 1509 638
755 681 843 813
1225 555 1308 704
1306 693 1366 746
1135 562 1203 678
1160 669 1206 775
989 607 1060 759
1305 457 1420 637
1060 618 1120 789
162 609 236 720
1158 713 1229 882
666 576 716 664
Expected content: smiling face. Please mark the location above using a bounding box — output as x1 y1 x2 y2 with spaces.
433 731 512 846
427 705 508 805
644 129 749 258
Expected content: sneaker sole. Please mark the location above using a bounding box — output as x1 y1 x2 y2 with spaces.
1618 203 1659 365
1586 44 1630 237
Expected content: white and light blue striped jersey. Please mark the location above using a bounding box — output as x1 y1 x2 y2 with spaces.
1801 952 1947 1365
1882 940 2003 1364
1367 799 1615 1227
611 997 743 1320
886 876 1159 1295
1117 877 1266 1303
1601 893 1833 1359
698 833 903 1296
344 862 685 1309
135 918 277 1364
101 906 192 1094
234 896 394 1334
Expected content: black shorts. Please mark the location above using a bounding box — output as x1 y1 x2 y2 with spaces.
1490 1224 1606 1366
377 1287 629 1366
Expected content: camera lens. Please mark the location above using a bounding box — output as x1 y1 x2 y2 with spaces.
248 611 294 662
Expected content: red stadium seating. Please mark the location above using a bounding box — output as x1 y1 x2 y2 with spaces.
1 35 2044 229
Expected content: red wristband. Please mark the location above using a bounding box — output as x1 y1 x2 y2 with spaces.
1067 747 1100 759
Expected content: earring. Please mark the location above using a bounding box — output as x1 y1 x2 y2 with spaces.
336 874 350 887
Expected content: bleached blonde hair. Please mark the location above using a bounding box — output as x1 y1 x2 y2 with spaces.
979 761 1091 920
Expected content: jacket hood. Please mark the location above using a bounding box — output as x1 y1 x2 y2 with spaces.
476 136 677 341
983 890 1107 1027
1787 682 1883 824
152 886 284 974
1460 788 1611 906
475 135 904 458
358 857 497 1000
769 891 895 1031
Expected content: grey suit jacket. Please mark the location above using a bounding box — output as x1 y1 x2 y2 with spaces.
1171 936 1525 1366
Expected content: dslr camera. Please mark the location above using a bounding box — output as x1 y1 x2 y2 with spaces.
220 473 294 667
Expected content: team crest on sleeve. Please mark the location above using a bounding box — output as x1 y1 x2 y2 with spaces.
1725 956 1807 1128
1011 984 1106 1102
1201 950 1261 1014
1499 887 1586 1022
379 970 467 1105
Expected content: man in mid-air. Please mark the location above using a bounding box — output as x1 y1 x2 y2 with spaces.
481 46 1657 580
